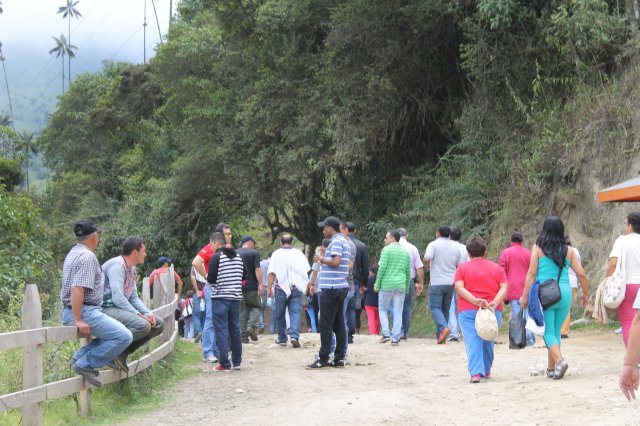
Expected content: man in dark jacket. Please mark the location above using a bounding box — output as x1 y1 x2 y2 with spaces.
237 235 262 343
347 222 370 337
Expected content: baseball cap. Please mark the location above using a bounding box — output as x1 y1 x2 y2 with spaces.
317 216 341 229
157 256 172 267
241 235 255 244
73 219 102 238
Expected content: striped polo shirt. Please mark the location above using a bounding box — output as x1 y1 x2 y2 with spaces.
319 233 351 290
208 248 245 300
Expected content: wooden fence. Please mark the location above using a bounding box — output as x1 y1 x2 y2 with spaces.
0 268 178 425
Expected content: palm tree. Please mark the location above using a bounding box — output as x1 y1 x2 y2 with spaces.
16 131 36 190
0 42 13 129
49 34 77 94
57 0 81 86
0 2 3 14
0 114 11 127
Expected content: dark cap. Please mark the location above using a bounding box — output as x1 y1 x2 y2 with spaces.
73 219 101 238
317 216 341 230
241 235 255 244
157 256 172 267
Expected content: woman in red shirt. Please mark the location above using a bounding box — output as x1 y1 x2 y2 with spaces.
454 236 508 383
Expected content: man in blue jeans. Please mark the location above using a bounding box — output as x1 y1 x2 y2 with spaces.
102 236 165 372
267 234 311 348
207 231 246 371
60 219 132 387
423 225 464 344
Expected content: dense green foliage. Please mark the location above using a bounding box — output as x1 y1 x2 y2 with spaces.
0 0 627 324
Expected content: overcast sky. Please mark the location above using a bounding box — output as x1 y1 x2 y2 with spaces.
0 0 175 128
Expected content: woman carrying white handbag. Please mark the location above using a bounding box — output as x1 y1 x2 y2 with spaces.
605 212 640 347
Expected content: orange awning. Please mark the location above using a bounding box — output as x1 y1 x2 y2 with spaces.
597 176 640 203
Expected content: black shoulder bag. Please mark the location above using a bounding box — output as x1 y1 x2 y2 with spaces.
538 264 563 309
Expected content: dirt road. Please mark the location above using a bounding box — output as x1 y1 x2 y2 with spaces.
120 329 640 425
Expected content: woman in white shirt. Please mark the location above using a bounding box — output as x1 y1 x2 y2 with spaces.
561 235 581 338
606 212 640 347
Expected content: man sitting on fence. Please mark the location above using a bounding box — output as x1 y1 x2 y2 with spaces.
102 236 165 372
61 219 133 387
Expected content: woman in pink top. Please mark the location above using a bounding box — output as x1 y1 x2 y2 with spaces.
454 236 508 383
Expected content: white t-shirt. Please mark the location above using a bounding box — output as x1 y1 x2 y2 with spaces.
568 248 581 288
610 233 640 284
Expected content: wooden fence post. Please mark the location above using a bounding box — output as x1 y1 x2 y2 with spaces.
22 285 43 426
78 335 91 417
142 277 151 309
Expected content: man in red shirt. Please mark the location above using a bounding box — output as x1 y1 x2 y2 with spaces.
149 256 184 300
498 231 535 346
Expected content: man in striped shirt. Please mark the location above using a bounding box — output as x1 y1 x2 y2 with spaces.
207 232 247 371
307 216 351 369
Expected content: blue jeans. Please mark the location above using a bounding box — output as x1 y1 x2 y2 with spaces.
61 305 132 369
191 291 206 335
448 293 460 339
202 285 218 358
345 285 356 338
378 290 405 342
429 285 455 337
276 287 302 342
459 309 502 377
102 307 164 355
509 300 535 346
402 281 415 337
211 298 242 369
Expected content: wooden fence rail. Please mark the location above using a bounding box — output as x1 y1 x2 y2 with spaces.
0 268 178 426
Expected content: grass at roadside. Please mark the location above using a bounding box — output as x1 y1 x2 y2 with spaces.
0 339 202 426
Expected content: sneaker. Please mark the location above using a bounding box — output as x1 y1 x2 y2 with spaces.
379 336 391 343
560 334 569 339
291 338 301 348
470 374 482 384
72 364 102 387
553 359 568 380
203 354 218 363
330 359 347 368
275 339 287 346
484 372 491 379
232 365 241 370
214 365 231 372
248 329 258 341
194 332 202 343
447 336 459 342
615 327 623 334
399 336 407 341
546 369 555 379
391 341 399 346
242 337 250 344
306 360 330 370
437 327 451 344
348 336 354 344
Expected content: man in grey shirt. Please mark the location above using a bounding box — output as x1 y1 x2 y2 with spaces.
423 225 463 344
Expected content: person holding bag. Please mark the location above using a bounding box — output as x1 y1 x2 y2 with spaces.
520 216 589 380
605 212 640 347
453 236 508 383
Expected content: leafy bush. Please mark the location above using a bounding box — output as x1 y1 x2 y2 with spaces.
0 157 23 189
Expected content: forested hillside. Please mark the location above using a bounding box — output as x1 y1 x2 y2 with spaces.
1 0 637 326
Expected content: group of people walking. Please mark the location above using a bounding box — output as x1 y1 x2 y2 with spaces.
60 212 640 398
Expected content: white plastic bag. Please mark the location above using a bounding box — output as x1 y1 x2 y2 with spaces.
525 315 545 336
475 307 499 341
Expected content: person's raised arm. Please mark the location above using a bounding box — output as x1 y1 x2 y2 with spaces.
519 245 540 309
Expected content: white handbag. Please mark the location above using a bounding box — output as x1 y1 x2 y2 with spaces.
475 307 499 341
604 238 626 309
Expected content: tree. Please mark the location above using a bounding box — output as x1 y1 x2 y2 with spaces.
49 33 77 94
0 42 13 129
15 132 36 190
57 0 81 86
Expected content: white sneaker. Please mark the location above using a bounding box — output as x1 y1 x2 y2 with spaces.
615 327 623 334
203 354 218 363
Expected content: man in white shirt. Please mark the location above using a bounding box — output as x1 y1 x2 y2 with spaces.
397 228 424 340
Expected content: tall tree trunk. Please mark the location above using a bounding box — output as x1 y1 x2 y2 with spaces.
627 0 639 29
61 53 65 94
0 46 14 129
68 16 72 86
